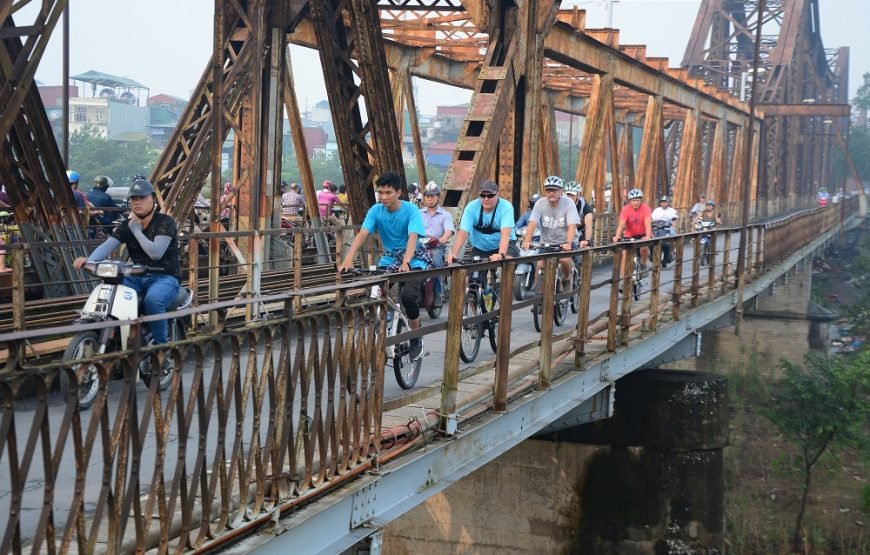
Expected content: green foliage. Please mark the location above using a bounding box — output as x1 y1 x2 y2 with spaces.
854 72 870 112
68 125 160 189
863 484 870 515
763 351 870 548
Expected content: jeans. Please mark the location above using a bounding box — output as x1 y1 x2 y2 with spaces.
123 274 180 344
428 245 446 296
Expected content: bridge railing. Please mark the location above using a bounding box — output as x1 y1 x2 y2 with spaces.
0 282 390 553
0 200 857 553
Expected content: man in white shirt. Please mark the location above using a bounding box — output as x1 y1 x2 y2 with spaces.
651 195 678 267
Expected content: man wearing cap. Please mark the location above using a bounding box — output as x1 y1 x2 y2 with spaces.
522 176 579 286
447 180 517 264
421 182 454 302
73 179 180 347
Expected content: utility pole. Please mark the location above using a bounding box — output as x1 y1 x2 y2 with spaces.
606 0 618 28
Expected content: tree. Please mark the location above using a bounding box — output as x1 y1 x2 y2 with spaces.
764 351 870 551
68 125 160 190
854 72 870 113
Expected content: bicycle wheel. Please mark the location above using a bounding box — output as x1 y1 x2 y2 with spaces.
554 275 568 326
393 317 421 389
487 297 498 353
632 258 643 301
459 292 482 363
532 275 543 333
570 268 580 314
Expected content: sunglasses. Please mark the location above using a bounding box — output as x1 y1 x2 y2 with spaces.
479 193 496 199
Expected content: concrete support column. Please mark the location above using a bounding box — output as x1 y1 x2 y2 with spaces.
550 369 728 553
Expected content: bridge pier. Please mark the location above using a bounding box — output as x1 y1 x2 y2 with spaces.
684 259 834 374
375 370 728 554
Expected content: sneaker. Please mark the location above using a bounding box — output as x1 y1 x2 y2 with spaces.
409 338 423 361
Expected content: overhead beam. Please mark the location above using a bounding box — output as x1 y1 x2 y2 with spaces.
757 103 851 117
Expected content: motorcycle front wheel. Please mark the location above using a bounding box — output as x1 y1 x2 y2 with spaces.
61 331 102 410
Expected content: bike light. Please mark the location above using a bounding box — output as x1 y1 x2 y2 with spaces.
95 263 119 278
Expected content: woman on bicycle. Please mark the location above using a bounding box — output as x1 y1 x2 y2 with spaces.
337 172 430 360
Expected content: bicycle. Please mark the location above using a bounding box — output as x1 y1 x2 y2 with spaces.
457 256 500 363
344 268 423 389
618 238 646 301
529 244 572 332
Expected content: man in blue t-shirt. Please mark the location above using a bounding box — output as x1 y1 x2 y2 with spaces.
446 180 518 264
338 172 428 359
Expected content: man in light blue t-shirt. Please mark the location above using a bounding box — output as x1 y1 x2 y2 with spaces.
338 172 428 359
446 180 517 264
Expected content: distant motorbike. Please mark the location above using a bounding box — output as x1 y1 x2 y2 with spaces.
694 219 716 266
652 218 676 267
513 226 540 301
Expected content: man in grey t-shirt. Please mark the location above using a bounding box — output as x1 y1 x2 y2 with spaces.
521 176 580 285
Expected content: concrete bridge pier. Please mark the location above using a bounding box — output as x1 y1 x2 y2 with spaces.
687 258 834 374
376 370 728 554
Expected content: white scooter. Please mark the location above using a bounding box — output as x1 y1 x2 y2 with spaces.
513 226 540 301
61 260 192 409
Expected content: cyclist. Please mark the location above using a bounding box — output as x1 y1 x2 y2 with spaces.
420 182 454 303
446 180 517 265
521 176 579 287
72 179 181 347
338 171 430 360
515 193 542 230
612 188 653 274
651 195 678 267
564 181 593 248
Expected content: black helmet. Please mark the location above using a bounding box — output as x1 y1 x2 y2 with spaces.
93 175 113 190
529 193 542 207
128 179 155 198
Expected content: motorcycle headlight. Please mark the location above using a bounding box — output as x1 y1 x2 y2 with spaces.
94 262 119 278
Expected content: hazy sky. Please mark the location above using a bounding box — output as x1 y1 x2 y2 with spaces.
20 0 870 115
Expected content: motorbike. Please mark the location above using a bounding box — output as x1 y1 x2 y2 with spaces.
513 226 540 301
694 219 716 266
61 261 193 410
652 218 676 267
419 237 445 318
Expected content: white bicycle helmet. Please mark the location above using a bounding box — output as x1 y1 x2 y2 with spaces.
543 175 564 189
627 188 643 200
564 181 581 195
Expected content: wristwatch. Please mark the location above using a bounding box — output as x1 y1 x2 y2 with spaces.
498 252 506 259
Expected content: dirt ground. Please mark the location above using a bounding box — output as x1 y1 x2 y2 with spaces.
723 232 869 554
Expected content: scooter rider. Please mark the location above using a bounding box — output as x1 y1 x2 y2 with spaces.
515 193 542 230
73 179 180 346
521 176 579 286
651 195 678 267
88 175 118 230
446 179 518 264
420 182 454 300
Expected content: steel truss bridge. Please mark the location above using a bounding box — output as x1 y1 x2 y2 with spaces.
0 0 865 552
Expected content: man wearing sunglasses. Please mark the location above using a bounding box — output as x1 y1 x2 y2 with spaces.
446 180 517 265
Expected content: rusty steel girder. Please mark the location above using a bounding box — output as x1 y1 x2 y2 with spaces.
310 0 406 223
0 2 90 297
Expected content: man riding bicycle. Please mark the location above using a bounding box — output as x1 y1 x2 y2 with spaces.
612 188 653 274
337 172 429 360
420 182 454 300
446 179 517 265
521 176 579 287
73 179 181 346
